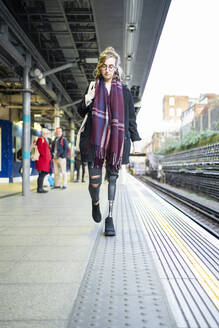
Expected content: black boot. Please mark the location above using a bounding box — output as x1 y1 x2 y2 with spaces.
37 189 48 193
92 203 102 223
104 217 116 236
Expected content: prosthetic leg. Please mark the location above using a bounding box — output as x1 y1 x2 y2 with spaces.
105 174 117 236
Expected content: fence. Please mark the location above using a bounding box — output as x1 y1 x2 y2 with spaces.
160 143 219 200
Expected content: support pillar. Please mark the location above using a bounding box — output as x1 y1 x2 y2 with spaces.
70 120 75 181
22 53 31 196
54 104 60 129
54 94 61 129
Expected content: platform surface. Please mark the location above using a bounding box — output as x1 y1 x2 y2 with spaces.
0 174 218 328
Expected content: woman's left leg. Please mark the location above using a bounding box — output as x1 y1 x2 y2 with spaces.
104 164 119 236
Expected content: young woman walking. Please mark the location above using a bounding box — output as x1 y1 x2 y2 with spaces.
78 47 141 236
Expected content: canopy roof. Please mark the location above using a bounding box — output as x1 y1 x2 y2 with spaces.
0 0 171 127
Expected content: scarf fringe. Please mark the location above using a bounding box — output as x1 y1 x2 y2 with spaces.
93 145 122 170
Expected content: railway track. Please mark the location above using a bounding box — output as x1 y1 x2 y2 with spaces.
137 175 219 238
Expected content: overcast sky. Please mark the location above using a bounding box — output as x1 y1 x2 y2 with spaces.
137 0 219 143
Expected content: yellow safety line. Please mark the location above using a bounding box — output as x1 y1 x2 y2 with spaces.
130 179 219 309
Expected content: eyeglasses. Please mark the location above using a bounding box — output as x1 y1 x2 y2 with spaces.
101 64 116 71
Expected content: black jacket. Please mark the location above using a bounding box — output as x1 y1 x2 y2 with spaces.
77 83 141 164
51 136 69 159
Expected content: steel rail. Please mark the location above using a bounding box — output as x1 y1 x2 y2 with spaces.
138 176 219 239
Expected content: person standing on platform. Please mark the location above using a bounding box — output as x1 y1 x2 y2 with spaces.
73 151 87 183
35 128 51 193
51 127 69 190
73 151 81 182
81 161 86 183
78 47 141 236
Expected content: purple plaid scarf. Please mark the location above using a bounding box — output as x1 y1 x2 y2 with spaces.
90 77 125 169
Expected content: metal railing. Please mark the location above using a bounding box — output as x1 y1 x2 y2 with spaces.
161 143 219 169
146 144 219 200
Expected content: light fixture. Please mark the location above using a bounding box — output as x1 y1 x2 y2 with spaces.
34 122 41 131
127 55 133 61
126 75 131 81
32 68 46 85
39 78 46 85
14 121 23 127
128 24 136 32
85 58 98 64
33 68 43 80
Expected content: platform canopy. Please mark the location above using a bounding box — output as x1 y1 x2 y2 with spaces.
0 0 171 128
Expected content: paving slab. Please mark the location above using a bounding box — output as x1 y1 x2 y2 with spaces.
0 180 108 326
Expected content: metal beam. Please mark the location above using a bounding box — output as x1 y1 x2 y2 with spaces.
43 62 77 77
124 0 144 83
17 10 93 16
56 0 88 85
6 105 53 110
41 47 98 51
31 28 96 34
65 90 83 93
68 21 95 25
0 0 73 108
60 99 81 110
0 23 25 67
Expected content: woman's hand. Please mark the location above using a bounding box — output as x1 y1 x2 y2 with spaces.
85 81 96 106
132 141 142 153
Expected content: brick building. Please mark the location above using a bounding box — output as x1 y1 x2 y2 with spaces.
163 95 189 123
181 93 219 136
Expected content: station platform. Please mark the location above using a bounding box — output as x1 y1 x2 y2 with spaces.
0 177 38 198
0 174 218 328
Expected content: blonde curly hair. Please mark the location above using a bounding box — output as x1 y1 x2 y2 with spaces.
94 47 123 80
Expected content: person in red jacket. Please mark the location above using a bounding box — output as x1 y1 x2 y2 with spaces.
35 128 51 193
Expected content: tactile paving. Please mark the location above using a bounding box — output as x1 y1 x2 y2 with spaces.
129 176 219 328
67 184 176 328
